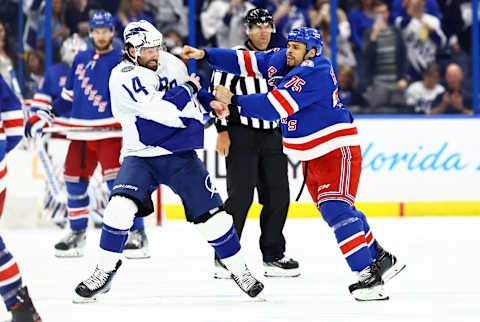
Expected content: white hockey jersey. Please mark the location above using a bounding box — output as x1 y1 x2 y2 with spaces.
109 51 206 157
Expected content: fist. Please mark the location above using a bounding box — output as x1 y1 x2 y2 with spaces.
25 110 53 138
181 45 205 60
188 73 201 91
210 100 229 120
214 85 234 105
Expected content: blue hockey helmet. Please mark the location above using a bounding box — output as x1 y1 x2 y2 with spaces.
287 27 323 56
89 11 114 30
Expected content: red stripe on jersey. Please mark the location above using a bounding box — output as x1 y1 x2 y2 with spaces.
0 262 20 281
340 234 366 255
0 128 5 134
365 231 373 244
283 127 358 151
68 208 89 218
271 89 295 116
3 119 24 128
242 51 256 77
32 98 51 105
0 166 7 180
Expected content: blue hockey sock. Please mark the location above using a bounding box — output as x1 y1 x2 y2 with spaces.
100 223 129 253
131 217 145 231
0 237 22 309
66 182 89 231
353 208 378 260
208 224 241 259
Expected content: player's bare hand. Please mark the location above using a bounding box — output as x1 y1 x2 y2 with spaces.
210 100 229 120
181 45 205 60
188 73 201 91
214 85 234 105
216 131 230 157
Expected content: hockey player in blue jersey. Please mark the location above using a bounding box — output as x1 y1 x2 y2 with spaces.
183 27 406 301
0 75 42 321
25 11 149 259
73 20 263 303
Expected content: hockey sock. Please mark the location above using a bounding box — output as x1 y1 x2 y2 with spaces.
353 208 378 259
320 201 373 272
99 196 137 270
66 181 89 231
98 225 128 272
196 211 245 275
0 236 22 308
131 217 145 231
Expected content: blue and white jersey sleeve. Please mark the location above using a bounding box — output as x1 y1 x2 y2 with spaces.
0 75 24 154
236 61 336 121
50 57 77 117
205 48 280 79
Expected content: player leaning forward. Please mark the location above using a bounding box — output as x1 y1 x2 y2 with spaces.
183 27 406 301
73 20 264 302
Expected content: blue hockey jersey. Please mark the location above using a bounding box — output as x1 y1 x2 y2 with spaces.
31 62 70 125
205 48 360 161
50 48 122 140
0 75 24 190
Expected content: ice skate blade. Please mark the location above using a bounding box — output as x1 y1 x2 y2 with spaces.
55 248 84 258
213 269 232 279
72 292 97 304
264 266 301 278
383 261 406 283
351 285 389 301
124 248 151 259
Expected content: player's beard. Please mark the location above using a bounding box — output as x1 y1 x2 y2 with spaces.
94 38 112 52
141 59 158 71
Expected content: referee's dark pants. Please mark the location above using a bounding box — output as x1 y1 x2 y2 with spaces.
224 124 290 262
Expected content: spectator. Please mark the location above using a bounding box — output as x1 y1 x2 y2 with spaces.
200 0 255 49
405 62 444 114
163 29 187 65
0 21 19 94
360 0 408 109
113 0 154 38
36 0 70 62
309 0 356 67
23 50 45 99
145 0 189 36
65 0 100 35
337 64 366 107
348 0 374 51
395 0 446 81
430 63 473 115
252 0 311 43
390 0 441 22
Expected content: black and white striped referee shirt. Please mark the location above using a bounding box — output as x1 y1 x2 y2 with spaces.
211 44 279 132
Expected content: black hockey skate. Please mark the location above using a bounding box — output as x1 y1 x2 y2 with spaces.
124 229 150 259
73 260 122 303
231 268 265 299
263 256 300 278
54 229 86 257
349 261 388 301
374 241 406 283
8 286 42 322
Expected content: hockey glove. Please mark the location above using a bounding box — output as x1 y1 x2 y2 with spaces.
25 109 54 138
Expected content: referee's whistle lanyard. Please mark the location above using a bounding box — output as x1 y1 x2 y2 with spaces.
295 160 308 202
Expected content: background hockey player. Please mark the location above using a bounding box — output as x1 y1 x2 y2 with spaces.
25 11 148 259
30 34 87 228
73 20 264 303
211 8 299 279
0 75 42 321
182 27 406 301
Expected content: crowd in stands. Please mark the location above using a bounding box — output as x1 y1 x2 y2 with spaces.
0 0 477 115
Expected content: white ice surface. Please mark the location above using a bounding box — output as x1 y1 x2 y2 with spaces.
0 217 479 322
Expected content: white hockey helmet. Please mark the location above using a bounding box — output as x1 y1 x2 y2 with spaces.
61 34 88 65
123 20 163 62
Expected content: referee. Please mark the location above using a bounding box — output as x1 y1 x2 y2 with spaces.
211 8 299 278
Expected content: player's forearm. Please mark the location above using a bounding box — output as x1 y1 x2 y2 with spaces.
197 88 215 113
231 94 281 122
204 48 243 75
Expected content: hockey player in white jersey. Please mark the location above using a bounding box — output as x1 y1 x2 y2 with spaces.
73 20 264 302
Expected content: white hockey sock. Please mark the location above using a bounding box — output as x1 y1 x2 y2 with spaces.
221 250 247 276
98 248 122 272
